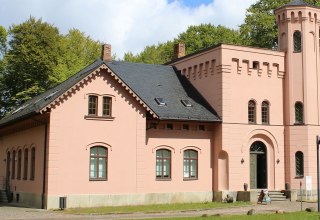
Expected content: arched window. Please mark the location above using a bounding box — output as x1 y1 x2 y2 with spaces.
261 101 270 124
17 149 22 180
30 148 35 180
295 102 304 124
23 148 29 180
183 150 198 179
6 152 10 179
295 151 304 177
23 148 28 180
156 149 171 179
294 31 302 52
90 146 108 180
248 100 256 124
11 150 16 179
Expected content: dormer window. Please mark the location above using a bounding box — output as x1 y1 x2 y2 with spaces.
181 99 192 107
155 98 166 106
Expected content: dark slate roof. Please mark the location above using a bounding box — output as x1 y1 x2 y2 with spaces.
285 0 312 6
106 61 220 122
0 59 220 126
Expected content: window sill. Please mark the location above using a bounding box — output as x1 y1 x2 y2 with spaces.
183 177 198 181
295 175 304 179
156 178 171 181
85 115 115 121
294 122 304 125
89 178 108 181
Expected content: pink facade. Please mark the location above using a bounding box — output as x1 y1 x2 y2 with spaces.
1 0 320 209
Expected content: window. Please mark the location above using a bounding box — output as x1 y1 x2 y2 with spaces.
6 152 10 179
261 101 269 124
182 124 189 130
11 150 16 179
90 146 108 180
198 125 205 131
248 100 256 124
295 102 304 124
17 150 22 180
294 31 302 52
30 148 35 180
181 99 192 107
155 98 166 106
166 123 173 130
156 149 171 179
295 151 304 177
88 95 98 115
102 97 112 116
183 150 198 179
23 148 28 180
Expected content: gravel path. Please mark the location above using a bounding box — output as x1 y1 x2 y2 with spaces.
0 201 318 220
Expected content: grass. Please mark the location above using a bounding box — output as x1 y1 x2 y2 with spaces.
63 201 250 214
145 212 320 220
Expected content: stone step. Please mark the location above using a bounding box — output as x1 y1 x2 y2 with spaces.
256 190 288 201
0 190 8 203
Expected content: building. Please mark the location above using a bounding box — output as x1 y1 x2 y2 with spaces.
0 0 319 209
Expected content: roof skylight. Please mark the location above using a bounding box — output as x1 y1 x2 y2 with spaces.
155 98 166 106
181 99 192 107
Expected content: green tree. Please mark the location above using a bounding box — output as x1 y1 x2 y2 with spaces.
124 24 240 64
2 17 62 110
177 24 241 55
54 28 101 81
0 18 102 117
240 0 320 49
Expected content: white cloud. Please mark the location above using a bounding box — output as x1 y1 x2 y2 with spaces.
0 0 257 59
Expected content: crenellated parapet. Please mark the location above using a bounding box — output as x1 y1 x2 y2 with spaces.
231 58 285 78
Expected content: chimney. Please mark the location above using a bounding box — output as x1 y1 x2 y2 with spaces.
174 43 185 60
101 44 112 62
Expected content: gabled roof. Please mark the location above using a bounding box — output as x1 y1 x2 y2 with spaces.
0 59 220 126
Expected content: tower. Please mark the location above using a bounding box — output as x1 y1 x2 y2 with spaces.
275 0 320 193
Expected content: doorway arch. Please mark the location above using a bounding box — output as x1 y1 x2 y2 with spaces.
250 141 267 189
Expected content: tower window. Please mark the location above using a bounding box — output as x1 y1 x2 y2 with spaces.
293 31 302 52
295 101 304 124
295 151 304 177
261 101 270 124
248 100 256 124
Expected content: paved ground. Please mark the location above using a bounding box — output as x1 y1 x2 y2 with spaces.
0 201 318 220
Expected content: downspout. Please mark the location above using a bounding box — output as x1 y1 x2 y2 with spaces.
41 122 48 209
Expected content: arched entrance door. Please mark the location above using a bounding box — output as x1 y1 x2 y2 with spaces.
250 141 267 189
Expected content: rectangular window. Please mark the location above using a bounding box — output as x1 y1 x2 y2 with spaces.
166 123 173 130
88 95 98 115
182 124 189 130
102 97 112 116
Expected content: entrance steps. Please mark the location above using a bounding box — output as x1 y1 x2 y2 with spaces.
0 190 8 203
257 190 288 201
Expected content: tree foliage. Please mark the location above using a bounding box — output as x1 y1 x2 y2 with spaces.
0 17 101 117
240 0 320 49
124 24 241 64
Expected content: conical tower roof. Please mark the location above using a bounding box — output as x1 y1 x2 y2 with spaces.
285 0 312 7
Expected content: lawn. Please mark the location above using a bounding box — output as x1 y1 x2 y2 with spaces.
64 201 250 214
156 212 320 220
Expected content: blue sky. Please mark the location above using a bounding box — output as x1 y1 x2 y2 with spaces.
0 0 256 58
171 0 214 7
